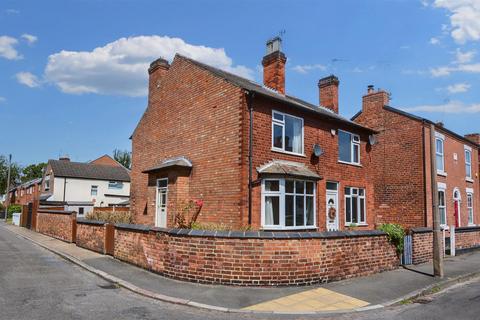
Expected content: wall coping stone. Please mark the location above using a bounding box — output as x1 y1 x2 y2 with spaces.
410 227 433 234
456 226 480 233
77 218 105 226
38 209 75 215
114 223 388 239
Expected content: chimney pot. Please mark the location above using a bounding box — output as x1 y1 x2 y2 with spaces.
367 85 374 93
262 37 286 94
318 75 340 113
59 155 70 162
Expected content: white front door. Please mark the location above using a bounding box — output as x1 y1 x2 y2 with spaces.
326 182 339 231
155 178 168 227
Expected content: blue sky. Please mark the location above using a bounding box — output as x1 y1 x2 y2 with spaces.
1 0 479 166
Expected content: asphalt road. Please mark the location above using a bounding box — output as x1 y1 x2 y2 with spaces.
1 226 479 320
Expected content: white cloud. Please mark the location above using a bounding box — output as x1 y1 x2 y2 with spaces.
0 36 22 60
430 62 480 76
430 37 440 44
42 35 253 97
5 9 19 14
434 0 480 43
446 82 471 93
454 48 475 63
21 34 37 45
16 72 41 87
402 100 480 113
291 64 327 74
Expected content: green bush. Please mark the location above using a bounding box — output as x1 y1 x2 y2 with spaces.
85 210 133 224
378 223 405 255
7 205 22 219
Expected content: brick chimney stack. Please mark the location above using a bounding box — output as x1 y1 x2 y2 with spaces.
148 58 170 101
262 37 287 94
465 133 480 144
362 85 390 113
318 75 339 113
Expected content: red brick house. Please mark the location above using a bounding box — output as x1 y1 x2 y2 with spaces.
130 38 380 232
353 88 479 229
6 178 42 207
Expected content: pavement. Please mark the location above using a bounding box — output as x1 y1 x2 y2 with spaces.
3 222 480 315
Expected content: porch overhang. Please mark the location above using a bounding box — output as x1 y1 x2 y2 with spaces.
142 156 193 174
257 160 322 180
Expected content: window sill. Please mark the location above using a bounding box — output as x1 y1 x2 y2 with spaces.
441 225 449 230
345 223 368 227
261 226 317 231
338 160 362 167
466 177 474 183
271 148 306 158
468 224 476 227
437 171 447 177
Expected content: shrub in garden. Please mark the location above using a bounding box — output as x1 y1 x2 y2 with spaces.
378 223 405 255
85 210 133 224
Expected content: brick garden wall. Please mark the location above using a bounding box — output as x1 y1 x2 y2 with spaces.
455 227 480 251
36 210 76 242
113 226 399 286
76 220 106 253
411 228 434 264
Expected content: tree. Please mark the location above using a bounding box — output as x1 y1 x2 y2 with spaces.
21 162 47 183
0 155 21 195
113 149 131 169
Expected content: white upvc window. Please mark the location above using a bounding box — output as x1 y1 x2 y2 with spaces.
435 135 445 175
91 185 98 196
271 110 304 156
261 178 316 230
108 181 124 189
467 192 474 225
338 130 361 165
345 187 366 225
465 146 472 180
438 188 447 227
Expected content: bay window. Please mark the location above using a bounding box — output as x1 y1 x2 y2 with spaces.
338 130 360 165
272 111 304 155
262 178 315 229
345 187 366 225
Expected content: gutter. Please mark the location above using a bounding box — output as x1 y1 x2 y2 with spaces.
247 91 255 226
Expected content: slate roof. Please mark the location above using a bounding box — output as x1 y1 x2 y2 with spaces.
352 105 480 148
257 160 322 180
48 160 130 182
175 55 376 134
143 156 193 174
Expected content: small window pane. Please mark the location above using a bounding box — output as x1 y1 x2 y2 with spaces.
265 196 280 225
273 112 283 121
346 197 352 223
295 181 304 194
339 131 352 162
157 179 168 188
265 180 279 192
436 154 444 171
353 144 360 163
326 182 338 191
352 196 358 223
306 196 314 226
285 180 294 193
306 181 314 194
273 124 283 148
285 195 294 226
360 198 365 223
345 187 351 195
359 189 365 196
284 116 303 154
295 196 304 226
353 135 360 142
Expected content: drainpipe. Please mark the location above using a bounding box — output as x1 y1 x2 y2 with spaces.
63 177 67 203
422 122 428 227
247 91 255 226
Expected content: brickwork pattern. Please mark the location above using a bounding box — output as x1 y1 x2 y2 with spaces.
455 228 480 250
36 212 75 242
76 223 106 253
113 227 399 286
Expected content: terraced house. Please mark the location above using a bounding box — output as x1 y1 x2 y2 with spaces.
353 89 480 229
130 38 380 231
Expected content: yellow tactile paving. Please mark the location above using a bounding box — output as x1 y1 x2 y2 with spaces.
243 287 370 312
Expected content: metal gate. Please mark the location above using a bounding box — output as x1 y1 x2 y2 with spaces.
402 234 413 265
26 203 33 229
